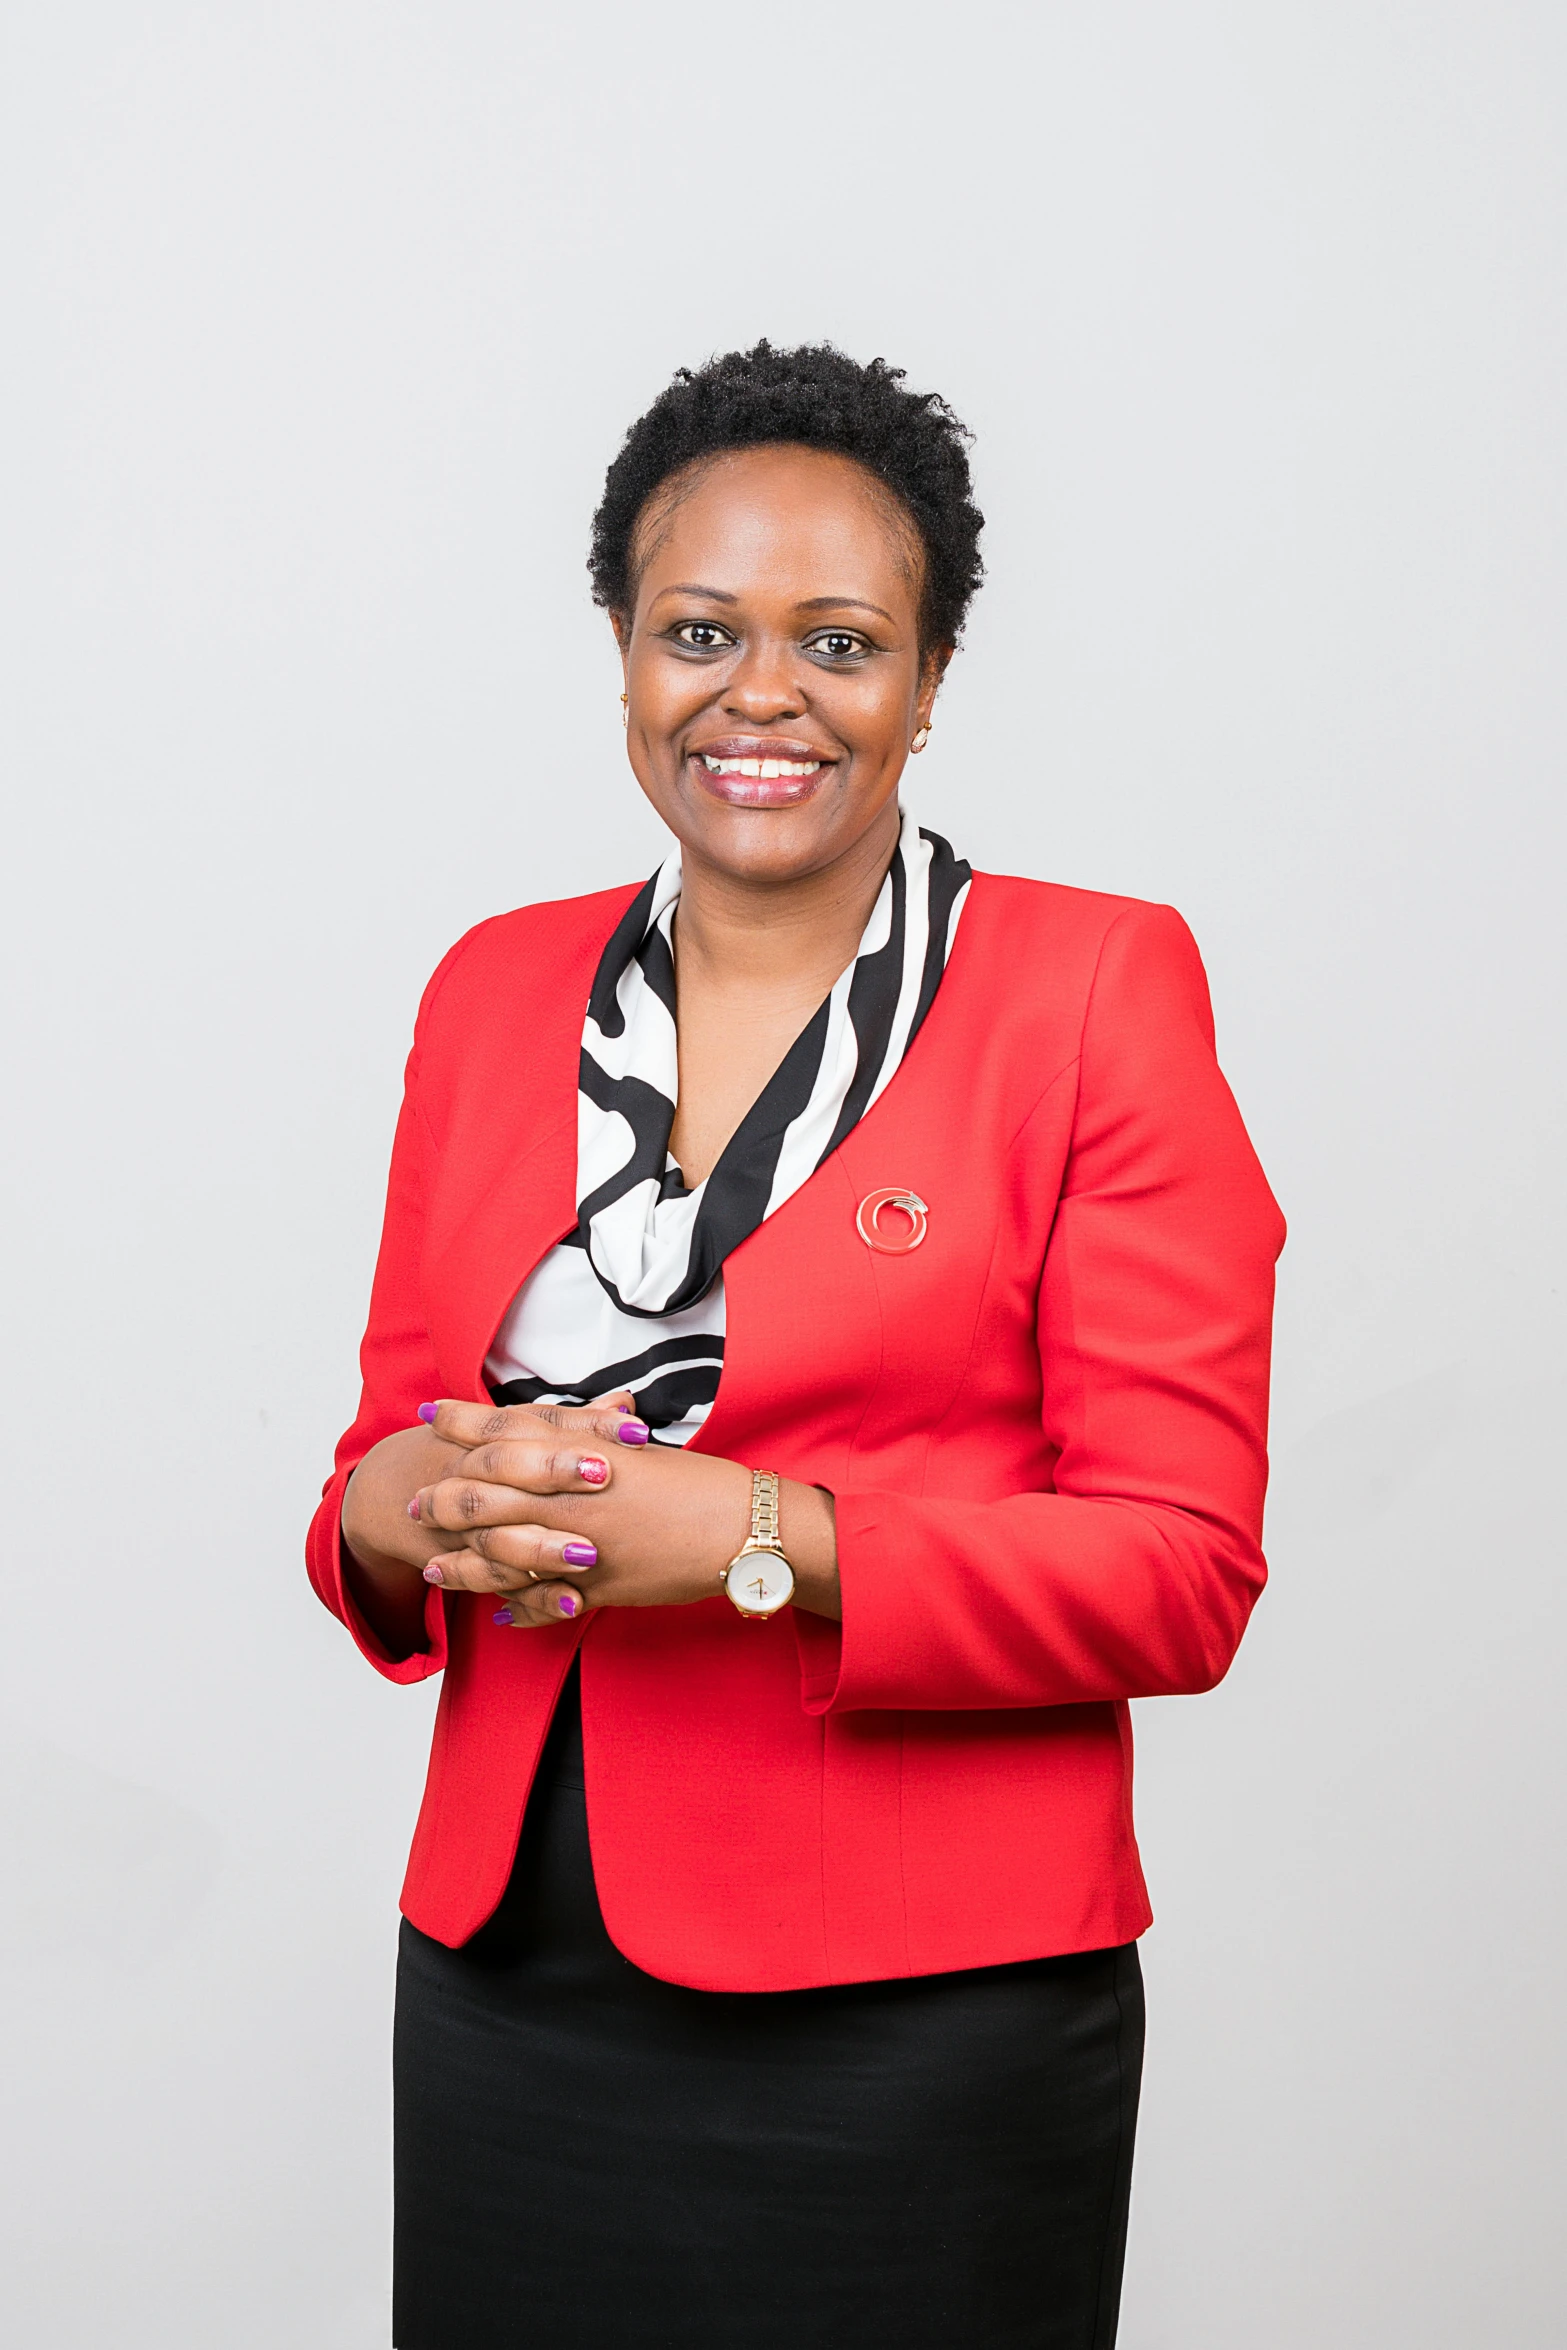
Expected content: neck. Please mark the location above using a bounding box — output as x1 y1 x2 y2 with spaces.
671 801 903 1000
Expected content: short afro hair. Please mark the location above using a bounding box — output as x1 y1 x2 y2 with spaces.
589 341 984 655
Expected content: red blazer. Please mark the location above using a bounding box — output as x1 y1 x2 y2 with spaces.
307 871 1284 1992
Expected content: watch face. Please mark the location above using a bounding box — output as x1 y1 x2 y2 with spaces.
727 1549 795 1616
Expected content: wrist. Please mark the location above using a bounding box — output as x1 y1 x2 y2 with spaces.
340 1493 434 1660
778 1477 840 1621
342 1425 463 1570
340 1426 465 1656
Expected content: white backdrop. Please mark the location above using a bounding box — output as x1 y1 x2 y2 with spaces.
2 5 1563 2343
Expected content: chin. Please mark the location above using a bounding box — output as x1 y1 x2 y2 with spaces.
656 776 895 883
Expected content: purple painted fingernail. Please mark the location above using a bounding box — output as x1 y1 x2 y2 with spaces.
615 1419 650 1447
616 1404 634 1415
417 1403 438 1425
422 1564 444 1585
407 1496 421 1521
578 1455 609 1486
492 1606 514 1627
558 1591 579 1617
562 1541 597 1567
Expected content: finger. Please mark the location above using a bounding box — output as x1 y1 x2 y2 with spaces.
536 1394 647 1444
421 1546 497 1596
421 1529 599 1592
420 1398 650 1450
462 1439 617 1493
473 1523 602 1581
492 1581 590 1630
410 1451 613 1529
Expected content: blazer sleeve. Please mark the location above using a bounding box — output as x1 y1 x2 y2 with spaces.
801 902 1286 1714
303 943 477 1684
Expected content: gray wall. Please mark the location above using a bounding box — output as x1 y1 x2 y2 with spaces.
3 5 1562 2342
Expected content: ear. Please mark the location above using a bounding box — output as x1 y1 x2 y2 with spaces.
610 611 631 663
918 644 953 719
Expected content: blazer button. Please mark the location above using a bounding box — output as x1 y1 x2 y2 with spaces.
856 1187 929 1254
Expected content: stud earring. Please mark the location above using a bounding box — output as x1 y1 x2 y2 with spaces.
910 721 932 754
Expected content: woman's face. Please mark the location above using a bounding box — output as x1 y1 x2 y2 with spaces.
615 444 942 887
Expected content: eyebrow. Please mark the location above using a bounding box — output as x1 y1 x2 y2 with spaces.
648 583 896 625
795 595 896 624
651 582 738 605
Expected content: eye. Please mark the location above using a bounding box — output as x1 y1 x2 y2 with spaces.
670 621 736 651
805 629 872 661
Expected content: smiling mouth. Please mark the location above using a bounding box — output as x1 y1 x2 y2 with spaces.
689 742 834 807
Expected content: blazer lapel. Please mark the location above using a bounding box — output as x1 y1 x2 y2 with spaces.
421 888 637 1397
428 1110 578 1398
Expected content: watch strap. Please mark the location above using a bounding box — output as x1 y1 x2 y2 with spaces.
750 1468 781 1550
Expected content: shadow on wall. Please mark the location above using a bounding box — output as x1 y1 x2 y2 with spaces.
0 1735 222 1972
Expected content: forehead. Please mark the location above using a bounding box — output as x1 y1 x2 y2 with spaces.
634 445 921 610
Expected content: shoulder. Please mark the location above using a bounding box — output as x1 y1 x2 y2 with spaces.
963 870 1208 1022
409 882 643 1053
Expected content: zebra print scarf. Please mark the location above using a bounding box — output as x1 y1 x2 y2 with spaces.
578 811 970 1321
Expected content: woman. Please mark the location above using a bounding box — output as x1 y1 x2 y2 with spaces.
309 341 1284 2349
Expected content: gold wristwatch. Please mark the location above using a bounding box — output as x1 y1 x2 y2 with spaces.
721 1470 796 1619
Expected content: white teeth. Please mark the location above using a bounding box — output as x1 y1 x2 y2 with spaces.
701 755 821 778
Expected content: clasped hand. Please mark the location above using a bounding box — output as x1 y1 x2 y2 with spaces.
342 1396 840 1639
409 1397 754 1629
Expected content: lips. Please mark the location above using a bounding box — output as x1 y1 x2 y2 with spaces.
688 738 834 809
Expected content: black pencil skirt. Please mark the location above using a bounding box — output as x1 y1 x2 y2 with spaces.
393 1670 1144 2350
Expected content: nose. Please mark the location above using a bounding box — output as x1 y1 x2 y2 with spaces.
722 633 805 723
